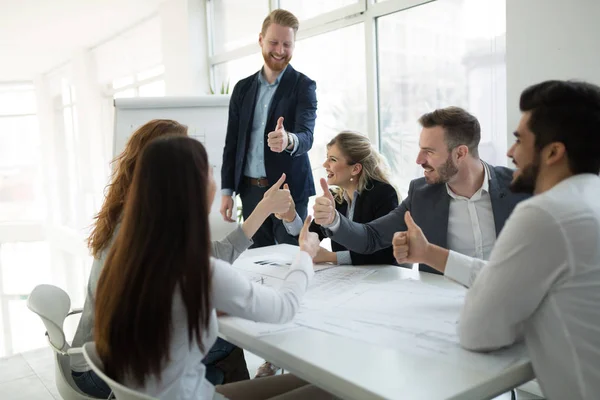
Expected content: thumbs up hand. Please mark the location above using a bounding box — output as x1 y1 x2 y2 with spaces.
267 116 289 153
313 178 336 226
262 173 292 215
392 211 429 264
274 183 297 222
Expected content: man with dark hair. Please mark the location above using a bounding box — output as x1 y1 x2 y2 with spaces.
394 80 600 399
313 106 528 273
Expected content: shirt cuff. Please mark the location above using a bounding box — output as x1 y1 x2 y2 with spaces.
444 250 478 288
321 210 340 232
283 213 303 236
336 251 351 265
221 189 234 196
285 133 299 155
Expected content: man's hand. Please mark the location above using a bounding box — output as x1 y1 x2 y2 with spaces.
274 183 296 222
313 178 336 226
220 195 235 222
299 216 320 259
267 117 289 153
261 173 292 215
313 246 337 264
393 211 429 264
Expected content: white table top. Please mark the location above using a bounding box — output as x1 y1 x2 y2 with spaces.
219 247 534 400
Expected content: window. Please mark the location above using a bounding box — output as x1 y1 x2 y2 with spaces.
378 0 507 197
209 0 269 54
207 0 507 201
0 84 43 223
293 23 367 184
213 52 264 92
280 0 360 21
109 65 166 99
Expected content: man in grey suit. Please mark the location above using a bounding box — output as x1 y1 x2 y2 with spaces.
313 106 530 274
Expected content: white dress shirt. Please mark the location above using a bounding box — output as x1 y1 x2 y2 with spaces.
445 174 600 400
125 252 314 399
446 162 497 260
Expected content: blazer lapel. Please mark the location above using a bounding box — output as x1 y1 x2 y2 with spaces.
267 65 296 125
425 185 450 249
239 73 260 149
486 162 510 236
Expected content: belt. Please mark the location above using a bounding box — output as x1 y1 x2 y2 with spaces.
245 177 269 188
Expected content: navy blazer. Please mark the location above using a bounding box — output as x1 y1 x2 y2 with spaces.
327 163 531 274
310 180 399 265
221 65 317 204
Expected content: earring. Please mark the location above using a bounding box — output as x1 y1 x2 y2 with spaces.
350 177 354 182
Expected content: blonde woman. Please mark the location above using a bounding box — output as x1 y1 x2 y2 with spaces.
255 131 399 378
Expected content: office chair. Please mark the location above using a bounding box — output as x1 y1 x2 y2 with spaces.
82 342 157 400
27 284 96 400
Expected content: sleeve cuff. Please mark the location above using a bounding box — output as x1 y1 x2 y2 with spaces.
322 211 341 232
444 251 480 288
336 251 351 265
283 213 303 236
221 189 234 196
286 251 315 290
229 225 253 253
285 133 299 155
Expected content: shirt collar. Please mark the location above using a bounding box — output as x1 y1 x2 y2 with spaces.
446 161 490 200
258 65 288 86
343 189 360 205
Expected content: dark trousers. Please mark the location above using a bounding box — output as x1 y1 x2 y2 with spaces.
239 182 308 249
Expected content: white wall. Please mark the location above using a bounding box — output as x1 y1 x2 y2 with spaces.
506 0 600 142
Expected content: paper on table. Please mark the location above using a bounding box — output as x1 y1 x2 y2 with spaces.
295 280 526 372
219 317 302 337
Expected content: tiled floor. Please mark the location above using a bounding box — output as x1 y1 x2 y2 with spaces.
0 346 542 399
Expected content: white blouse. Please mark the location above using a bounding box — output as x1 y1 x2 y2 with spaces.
125 251 314 399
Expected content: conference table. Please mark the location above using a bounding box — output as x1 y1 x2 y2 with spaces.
218 245 535 400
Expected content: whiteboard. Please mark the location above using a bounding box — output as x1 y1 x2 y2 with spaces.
113 96 238 241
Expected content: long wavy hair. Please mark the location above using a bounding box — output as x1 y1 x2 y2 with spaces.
328 131 394 204
95 136 212 385
88 120 188 257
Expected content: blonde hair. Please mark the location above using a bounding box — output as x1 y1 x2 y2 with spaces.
87 119 188 257
261 9 299 37
327 131 394 204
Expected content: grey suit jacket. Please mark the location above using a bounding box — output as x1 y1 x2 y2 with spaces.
326 163 530 274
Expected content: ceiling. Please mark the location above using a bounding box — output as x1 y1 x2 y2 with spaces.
0 0 162 81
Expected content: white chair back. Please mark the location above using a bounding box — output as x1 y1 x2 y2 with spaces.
82 342 157 400
27 284 71 352
27 284 97 400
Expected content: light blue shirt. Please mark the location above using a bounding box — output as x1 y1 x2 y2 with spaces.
284 190 359 265
222 66 298 196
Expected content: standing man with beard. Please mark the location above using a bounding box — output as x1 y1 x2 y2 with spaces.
220 9 317 248
210 9 316 384
313 106 528 273
393 81 600 400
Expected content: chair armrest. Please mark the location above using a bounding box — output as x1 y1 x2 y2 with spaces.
67 347 83 355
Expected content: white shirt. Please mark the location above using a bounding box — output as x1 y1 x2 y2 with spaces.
126 252 314 399
445 174 600 400
446 163 496 260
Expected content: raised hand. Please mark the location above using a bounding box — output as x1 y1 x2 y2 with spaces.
393 211 429 264
267 116 289 153
262 173 292 215
298 215 320 259
274 183 296 222
313 178 336 226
